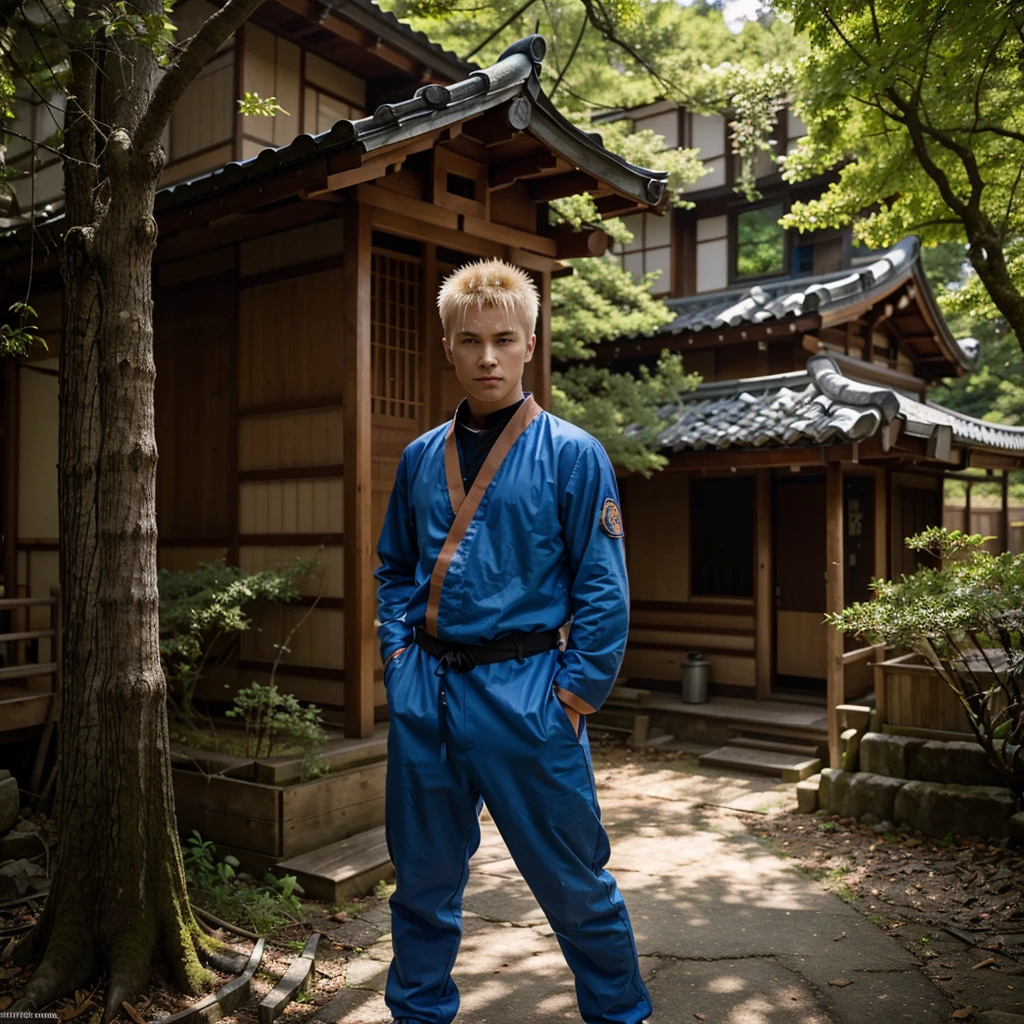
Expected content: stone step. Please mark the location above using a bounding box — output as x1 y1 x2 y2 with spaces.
276 825 393 903
699 745 822 782
727 736 821 759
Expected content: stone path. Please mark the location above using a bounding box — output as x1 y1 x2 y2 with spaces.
316 752 952 1023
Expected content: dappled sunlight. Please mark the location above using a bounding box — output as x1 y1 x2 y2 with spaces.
321 755 948 1022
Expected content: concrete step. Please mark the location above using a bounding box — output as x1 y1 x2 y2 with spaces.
727 736 821 758
276 825 393 903
699 745 822 782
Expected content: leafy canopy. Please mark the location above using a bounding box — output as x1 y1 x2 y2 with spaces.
774 0 1024 351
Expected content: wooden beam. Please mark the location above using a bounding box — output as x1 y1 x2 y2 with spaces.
3 360 18 606
1002 470 1010 552
874 466 888 582
585 315 821 366
825 461 844 768
526 171 600 203
968 450 1024 470
342 200 375 739
754 469 773 700
550 225 607 259
536 270 552 409
461 215 558 258
489 153 559 190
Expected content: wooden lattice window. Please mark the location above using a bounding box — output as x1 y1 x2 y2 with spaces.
371 249 424 419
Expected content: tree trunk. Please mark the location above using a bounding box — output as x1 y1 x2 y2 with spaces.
11 29 226 1022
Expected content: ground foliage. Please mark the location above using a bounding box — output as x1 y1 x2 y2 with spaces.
748 809 1024 1020
774 0 1024 354
829 528 1024 796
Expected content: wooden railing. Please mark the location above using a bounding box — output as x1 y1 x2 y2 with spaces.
827 641 889 766
0 586 62 794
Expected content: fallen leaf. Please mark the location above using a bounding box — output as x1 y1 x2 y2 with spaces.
951 1008 973 1019
0 938 14 962
331 912 348 923
828 978 854 987
122 1001 147 1024
931 974 953 981
834 932 846 941
694 1015 706 1021
0 997 12 1011
971 957 996 970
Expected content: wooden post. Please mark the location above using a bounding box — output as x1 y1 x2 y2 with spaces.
826 462 845 768
754 469 773 699
2 359 17 605
535 270 552 409
342 200 375 739
874 466 888 582
1002 470 1010 552
965 478 973 535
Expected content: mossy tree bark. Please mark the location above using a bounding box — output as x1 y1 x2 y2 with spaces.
9 0 266 1017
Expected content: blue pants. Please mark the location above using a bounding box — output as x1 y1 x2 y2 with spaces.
384 645 652 1024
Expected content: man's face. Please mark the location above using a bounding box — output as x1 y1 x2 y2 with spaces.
443 303 536 415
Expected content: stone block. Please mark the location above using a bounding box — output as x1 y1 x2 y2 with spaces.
840 728 861 772
831 771 906 823
0 857 45 899
817 768 845 811
0 775 19 833
0 819 44 861
796 775 820 814
894 781 1018 840
859 733 925 779
978 1013 1024 1024
1009 812 1024 849
910 740 1003 787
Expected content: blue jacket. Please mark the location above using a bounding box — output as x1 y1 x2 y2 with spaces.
375 405 629 713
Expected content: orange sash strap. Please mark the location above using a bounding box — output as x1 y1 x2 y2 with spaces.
425 395 542 636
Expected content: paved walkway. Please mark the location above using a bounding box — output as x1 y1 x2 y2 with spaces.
317 752 952 1023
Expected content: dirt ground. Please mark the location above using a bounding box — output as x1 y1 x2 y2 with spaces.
3 742 1023 1023
740 805 1024 1020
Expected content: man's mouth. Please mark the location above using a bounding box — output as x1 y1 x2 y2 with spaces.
476 376 502 383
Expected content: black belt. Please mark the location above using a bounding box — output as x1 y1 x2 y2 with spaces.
414 626 561 762
413 625 561 674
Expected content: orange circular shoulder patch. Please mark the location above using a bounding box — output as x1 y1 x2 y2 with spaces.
600 498 624 539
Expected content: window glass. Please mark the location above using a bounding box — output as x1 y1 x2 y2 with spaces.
735 203 785 279
690 477 755 597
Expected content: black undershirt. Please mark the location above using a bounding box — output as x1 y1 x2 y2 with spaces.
454 397 526 492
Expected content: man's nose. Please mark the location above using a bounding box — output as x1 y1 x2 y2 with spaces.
478 345 498 366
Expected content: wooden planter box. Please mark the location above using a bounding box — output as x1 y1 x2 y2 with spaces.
875 654 975 737
171 728 388 870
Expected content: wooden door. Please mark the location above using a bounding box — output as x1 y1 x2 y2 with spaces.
774 478 826 685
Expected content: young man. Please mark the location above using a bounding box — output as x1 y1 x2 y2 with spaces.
375 259 651 1024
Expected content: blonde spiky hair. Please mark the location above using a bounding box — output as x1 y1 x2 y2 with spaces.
437 259 539 338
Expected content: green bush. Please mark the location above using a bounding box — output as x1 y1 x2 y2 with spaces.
828 528 1024 797
182 830 305 936
158 557 316 728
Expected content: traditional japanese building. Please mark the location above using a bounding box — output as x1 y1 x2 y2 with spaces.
0 4 667 755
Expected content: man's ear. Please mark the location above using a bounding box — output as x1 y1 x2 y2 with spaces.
523 333 537 363
442 337 455 365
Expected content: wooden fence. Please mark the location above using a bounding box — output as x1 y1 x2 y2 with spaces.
0 586 62 793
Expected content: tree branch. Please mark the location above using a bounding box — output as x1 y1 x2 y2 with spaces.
550 12 587 99
463 0 539 61
578 0 675 95
134 0 268 157
817 2 872 67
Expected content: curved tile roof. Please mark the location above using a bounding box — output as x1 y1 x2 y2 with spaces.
658 354 1024 456
153 35 667 214
652 238 978 372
